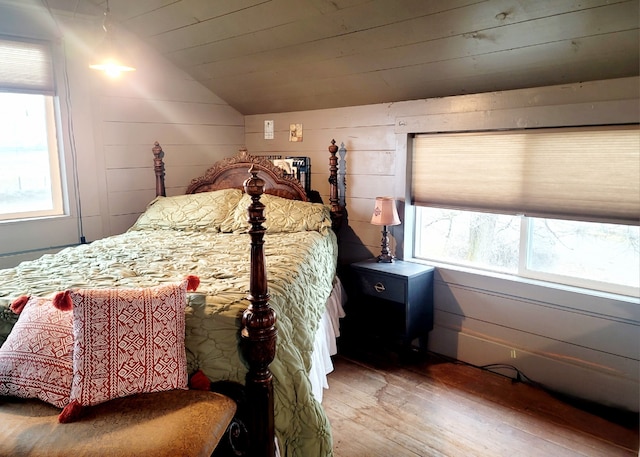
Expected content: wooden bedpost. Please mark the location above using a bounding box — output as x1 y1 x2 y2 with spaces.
242 165 277 457
328 139 344 232
152 141 166 197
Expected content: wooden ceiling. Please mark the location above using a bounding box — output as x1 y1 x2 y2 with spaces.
44 0 640 114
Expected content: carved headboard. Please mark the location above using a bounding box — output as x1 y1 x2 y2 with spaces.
185 148 308 201
152 141 345 233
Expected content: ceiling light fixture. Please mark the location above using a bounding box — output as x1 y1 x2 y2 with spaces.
89 0 135 77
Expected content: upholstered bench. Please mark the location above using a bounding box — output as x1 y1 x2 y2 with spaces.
0 389 236 457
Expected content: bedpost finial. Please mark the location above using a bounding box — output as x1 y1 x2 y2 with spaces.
152 141 166 197
152 141 164 159
244 164 265 198
328 139 338 154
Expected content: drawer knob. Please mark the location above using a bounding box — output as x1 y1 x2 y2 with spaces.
374 282 386 293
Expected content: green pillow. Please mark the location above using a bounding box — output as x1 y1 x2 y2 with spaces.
129 188 243 232
222 193 332 234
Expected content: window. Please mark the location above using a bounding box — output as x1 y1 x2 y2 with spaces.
412 126 640 296
415 209 521 272
526 218 639 290
415 209 639 295
0 36 63 221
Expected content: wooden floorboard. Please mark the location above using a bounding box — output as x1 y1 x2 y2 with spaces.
323 352 639 457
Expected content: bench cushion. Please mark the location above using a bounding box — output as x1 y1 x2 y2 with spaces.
0 389 236 457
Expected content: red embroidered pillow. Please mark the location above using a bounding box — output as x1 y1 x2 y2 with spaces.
0 297 73 408
54 278 197 422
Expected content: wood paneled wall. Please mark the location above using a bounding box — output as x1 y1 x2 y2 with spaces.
0 0 637 415
245 77 640 412
0 3 244 267
245 106 399 264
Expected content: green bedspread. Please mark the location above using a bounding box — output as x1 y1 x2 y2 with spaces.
0 189 338 457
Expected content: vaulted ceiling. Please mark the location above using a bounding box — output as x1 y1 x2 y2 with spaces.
43 0 640 114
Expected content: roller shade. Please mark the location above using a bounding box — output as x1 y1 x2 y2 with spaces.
412 125 640 225
0 36 54 95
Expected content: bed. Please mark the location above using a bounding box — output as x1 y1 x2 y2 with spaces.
0 140 346 457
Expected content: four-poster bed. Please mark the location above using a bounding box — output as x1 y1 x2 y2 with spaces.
0 140 346 457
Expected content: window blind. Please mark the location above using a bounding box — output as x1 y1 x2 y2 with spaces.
0 36 54 95
412 125 640 225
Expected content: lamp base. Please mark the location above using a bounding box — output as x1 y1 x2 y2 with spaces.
376 225 395 263
376 253 395 263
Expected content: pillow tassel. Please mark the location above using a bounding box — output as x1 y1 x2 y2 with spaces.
186 275 200 292
52 291 73 311
9 296 29 314
189 370 211 391
58 400 83 423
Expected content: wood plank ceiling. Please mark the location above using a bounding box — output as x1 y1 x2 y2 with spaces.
47 0 639 115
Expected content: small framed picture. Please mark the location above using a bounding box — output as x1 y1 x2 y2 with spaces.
289 123 303 142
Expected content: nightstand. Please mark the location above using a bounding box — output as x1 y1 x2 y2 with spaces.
350 259 434 352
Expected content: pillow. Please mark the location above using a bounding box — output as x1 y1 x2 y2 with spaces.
0 296 73 408
129 188 243 232
222 193 332 234
54 277 198 422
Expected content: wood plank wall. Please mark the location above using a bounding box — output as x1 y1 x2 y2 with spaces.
67 17 245 238
0 0 637 415
245 77 640 412
0 3 244 267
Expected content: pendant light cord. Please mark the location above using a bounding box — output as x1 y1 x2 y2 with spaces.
40 0 86 244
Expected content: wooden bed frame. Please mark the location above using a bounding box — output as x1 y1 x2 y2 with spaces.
152 140 344 457
0 141 344 457
153 140 344 232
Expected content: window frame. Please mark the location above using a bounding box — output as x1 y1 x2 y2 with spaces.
396 79 639 302
519 216 639 297
0 35 66 223
0 93 65 221
0 29 83 267
413 206 639 298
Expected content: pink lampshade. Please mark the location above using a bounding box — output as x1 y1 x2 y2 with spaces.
370 197 401 226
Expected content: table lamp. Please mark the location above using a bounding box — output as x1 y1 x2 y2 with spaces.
370 196 401 263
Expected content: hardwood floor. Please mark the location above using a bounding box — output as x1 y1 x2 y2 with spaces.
323 351 639 457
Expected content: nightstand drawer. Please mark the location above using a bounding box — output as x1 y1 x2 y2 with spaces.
356 271 405 304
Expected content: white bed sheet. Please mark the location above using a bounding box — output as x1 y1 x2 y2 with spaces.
309 276 346 402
